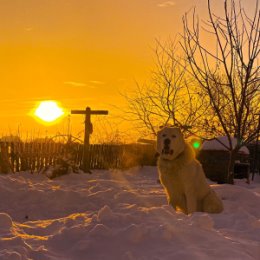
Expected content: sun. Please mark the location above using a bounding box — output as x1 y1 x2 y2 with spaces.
34 101 64 123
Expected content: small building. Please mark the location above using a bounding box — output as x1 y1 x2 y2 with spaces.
247 141 260 174
197 136 250 183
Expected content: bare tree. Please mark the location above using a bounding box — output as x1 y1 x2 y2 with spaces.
124 39 208 139
90 117 129 144
182 0 260 183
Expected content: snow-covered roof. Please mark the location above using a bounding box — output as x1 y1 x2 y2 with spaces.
201 136 250 154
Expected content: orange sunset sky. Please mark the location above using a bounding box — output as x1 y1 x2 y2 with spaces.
0 0 256 141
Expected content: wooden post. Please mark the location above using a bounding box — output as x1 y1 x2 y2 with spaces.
71 107 108 172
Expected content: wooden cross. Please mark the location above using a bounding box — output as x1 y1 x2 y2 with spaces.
71 107 108 172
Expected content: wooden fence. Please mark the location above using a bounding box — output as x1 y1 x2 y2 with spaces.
0 141 156 173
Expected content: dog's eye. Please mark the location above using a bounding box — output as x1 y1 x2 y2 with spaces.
172 135 176 138
162 134 166 137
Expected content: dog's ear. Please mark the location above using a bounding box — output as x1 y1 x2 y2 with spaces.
177 128 184 138
172 127 184 140
176 127 182 134
157 126 165 136
171 127 182 133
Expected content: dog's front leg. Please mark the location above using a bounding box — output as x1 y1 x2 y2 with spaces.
185 193 197 214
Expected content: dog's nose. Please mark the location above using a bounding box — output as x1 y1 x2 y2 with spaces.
164 138 170 145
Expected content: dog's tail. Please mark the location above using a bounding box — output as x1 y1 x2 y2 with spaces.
202 190 224 214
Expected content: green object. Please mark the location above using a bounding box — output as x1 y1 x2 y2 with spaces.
192 141 201 149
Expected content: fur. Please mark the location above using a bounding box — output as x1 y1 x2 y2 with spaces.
157 127 223 215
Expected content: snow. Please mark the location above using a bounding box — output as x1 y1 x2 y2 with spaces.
0 167 259 260
202 136 250 154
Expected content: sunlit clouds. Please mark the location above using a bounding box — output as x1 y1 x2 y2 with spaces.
64 80 105 88
64 81 87 87
157 1 176 8
88 80 105 85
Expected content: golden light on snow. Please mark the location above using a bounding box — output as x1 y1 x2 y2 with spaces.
34 101 64 123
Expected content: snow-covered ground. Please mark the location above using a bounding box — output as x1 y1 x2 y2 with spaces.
0 167 259 260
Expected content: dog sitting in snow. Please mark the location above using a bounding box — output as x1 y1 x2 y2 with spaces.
157 126 223 215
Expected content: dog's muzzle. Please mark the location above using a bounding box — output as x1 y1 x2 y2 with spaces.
162 138 173 155
162 148 174 155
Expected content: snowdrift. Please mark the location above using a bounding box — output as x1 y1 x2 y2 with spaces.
0 167 259 260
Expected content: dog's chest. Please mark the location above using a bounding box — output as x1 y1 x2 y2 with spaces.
158 159 183 177
157 158 187 190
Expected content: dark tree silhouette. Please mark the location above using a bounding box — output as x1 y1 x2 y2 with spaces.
181 0 260 183
124 40 207 138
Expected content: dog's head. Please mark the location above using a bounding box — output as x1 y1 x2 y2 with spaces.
156 127 185 160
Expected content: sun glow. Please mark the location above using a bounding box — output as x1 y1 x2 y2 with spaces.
34 101 64 123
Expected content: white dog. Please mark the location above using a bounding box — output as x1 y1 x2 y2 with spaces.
157 127 223 215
